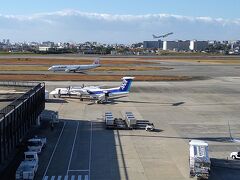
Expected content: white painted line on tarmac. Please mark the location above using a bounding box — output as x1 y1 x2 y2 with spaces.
71 175 75 180
88 121 93 180
68 169 89 172
67 121 79 174
42 122 67 179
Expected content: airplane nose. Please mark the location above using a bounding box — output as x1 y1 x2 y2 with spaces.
48 67 52 70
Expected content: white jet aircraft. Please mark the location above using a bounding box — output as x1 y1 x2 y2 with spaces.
48 58 101 73
50 77 135 103
152 32 173 39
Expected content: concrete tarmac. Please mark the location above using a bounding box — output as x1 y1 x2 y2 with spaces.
33 77 240 180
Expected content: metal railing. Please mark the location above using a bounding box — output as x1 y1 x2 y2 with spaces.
0 81 40 87
0 82 45 164
0 83 44 120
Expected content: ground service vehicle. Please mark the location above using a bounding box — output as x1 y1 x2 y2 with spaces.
40 110 59 123
189 140 211 179
16 151 39 180
104 112 114 128
27 136 47 154
125 112 137 128
230 151 240 159
145 123 155 131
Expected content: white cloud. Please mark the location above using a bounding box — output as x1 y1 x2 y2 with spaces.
0 10 239 43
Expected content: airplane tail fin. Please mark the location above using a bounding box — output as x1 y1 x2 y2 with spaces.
93 58 100 65
119 77 135 92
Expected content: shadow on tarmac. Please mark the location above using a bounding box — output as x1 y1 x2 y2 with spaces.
209 158 240 180
46 99 68 103
34 119 122 180
118 134 233 143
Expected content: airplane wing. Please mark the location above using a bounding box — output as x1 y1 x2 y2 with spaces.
153 34 164 39
163 32 173 38
153 32 173 39
65 67 78 72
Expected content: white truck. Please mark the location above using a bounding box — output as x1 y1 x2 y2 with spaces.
189 140 211 179
27 136 47 154
230 151 240 160
16 151 39 180
40 110 59 123
145 123 155 131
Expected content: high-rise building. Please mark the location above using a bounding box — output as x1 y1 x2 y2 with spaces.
143 40 162 49
163 40 190 51
189 40 209 51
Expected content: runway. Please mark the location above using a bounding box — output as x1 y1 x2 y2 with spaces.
0 61 239 79
0 55 239 80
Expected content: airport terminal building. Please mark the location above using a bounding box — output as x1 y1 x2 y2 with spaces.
0 82 45 171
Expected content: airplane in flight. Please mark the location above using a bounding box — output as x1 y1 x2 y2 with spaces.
152 32 173 39
48 58 101 73
50 77 135 103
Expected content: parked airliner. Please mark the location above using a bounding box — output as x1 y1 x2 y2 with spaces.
48 58 100 72
50 77 135 103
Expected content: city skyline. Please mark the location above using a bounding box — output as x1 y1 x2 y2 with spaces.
0 1 240 43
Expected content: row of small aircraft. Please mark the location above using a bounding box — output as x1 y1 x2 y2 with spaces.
50 77 135 104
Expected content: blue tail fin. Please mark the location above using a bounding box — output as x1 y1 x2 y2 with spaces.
93 58 100 64
119 77 135 92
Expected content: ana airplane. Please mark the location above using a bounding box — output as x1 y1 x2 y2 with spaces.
48 58 101 73
152 32 173 39
50 77 135 103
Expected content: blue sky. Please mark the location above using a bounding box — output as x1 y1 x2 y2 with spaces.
1 0 239 18
0 0 240 43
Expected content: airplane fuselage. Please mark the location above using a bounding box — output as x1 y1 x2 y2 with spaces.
50 77 134 103
48 64 100 72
